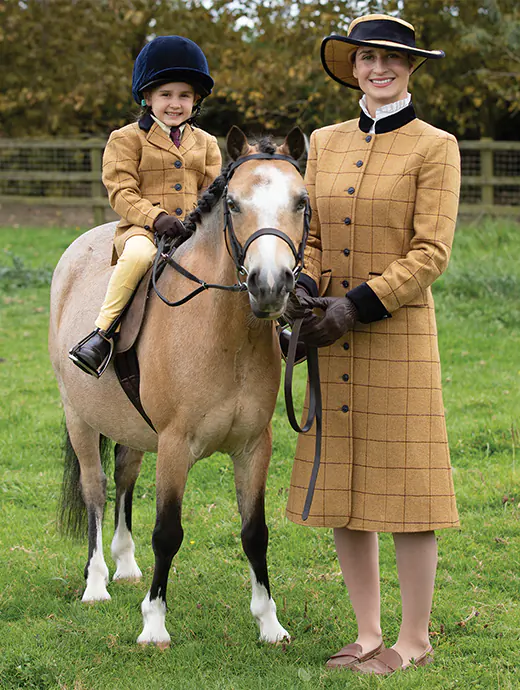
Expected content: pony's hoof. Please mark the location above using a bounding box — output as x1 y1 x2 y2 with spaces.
82 588 111 603
137 639 170 650
113 563 142 582
259 625 291 644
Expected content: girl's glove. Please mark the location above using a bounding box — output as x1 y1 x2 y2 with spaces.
153 213 187 239
298 296 358 348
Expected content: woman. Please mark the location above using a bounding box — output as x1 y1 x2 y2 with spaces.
285 14 461 675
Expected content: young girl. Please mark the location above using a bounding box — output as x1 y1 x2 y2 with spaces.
70 35 222 377
285 14 461 675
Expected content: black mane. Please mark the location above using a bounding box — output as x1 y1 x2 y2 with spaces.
184 137 278 232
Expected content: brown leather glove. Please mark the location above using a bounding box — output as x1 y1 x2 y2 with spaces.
282 285 313 326
298 296 358 348
153 213 187 239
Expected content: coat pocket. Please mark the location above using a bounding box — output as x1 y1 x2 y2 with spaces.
319 269 332 296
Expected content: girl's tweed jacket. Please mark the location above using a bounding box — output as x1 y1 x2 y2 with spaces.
102 113 222 264
286 103 461 532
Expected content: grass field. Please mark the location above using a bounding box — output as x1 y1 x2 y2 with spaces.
0 219 519 689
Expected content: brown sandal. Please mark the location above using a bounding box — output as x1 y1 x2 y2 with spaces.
351 645 434 675
325 641 385 669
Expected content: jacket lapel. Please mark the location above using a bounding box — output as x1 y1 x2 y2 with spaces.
146 122 180 157
179 124 196 155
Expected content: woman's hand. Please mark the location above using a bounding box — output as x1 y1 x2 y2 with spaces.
299 296 358 347
282 286 314 326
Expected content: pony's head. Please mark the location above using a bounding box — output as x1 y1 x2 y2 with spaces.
224 126 308 319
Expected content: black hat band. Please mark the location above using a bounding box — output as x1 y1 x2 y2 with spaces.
349 18 416 48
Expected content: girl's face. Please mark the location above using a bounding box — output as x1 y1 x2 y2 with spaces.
145 82 197 127
353 47 413 112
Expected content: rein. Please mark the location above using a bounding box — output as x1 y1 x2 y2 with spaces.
151 150 322 521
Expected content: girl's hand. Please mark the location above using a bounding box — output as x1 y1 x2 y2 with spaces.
153 213 187 239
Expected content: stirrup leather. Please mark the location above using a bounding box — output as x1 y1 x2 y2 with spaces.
68 329 115 378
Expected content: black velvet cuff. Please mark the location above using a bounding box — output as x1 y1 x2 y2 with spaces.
297 273 319 297
347 282 392 323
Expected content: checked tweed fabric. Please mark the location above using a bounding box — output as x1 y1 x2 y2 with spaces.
102 122 221 264
286 117 461 531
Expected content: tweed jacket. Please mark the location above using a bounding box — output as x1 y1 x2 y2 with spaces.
286 104 461 532
102 114 222 264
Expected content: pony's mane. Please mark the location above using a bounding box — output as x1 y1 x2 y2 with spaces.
184 137 278 232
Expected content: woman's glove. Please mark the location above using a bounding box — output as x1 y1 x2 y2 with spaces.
153 213 187 239
282 285 314 326
298 296 358 348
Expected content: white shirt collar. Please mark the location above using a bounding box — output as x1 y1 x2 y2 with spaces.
151 113 186 139
359 93 411 133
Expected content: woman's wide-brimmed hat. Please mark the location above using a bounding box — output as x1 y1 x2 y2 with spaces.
321 14 445 90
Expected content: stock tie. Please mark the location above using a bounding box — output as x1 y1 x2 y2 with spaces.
170 126 181 148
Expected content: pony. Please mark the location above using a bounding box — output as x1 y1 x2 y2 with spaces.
49 126 308 648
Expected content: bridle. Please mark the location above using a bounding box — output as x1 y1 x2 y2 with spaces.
152 151 311 307
222 153 311 280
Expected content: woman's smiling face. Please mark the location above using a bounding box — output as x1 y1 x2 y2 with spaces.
353 47 414 113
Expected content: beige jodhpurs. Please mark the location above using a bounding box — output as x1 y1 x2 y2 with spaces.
95 235 157 331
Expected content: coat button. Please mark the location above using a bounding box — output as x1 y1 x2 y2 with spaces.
342 404 349 413
366 135 372 143
342 374 350 382
144 224 150 230
174 161 182 168
175 208 182 215
343 342 350 351
347 187 355 195
356 160 363 167
342 280 349 288
174 183 182 191
343 248 350 256
344 217 351 225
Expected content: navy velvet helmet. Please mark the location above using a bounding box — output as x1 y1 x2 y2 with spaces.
132 35 214 105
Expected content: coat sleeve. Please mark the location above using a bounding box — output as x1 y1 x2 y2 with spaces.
348 133 461 321
102 128 167 229
298 130 322 296
199 137 222 192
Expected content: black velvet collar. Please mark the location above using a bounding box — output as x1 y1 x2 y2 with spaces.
359 102 416 134
138 112 155 132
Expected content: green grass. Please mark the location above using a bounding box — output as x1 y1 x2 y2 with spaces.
0 220 519 689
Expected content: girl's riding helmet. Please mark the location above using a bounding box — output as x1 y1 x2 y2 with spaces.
132 35 214 104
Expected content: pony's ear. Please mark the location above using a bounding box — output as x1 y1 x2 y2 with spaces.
279 126 306 161
226 126 250 161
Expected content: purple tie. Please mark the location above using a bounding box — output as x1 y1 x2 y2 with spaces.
170 127 181 148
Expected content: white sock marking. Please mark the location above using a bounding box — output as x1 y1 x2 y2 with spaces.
249 566 290 643
111 493 142 580
137 592 171 646
82 513 111 602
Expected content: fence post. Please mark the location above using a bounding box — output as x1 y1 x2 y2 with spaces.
480 138 494 207
90 145 104 226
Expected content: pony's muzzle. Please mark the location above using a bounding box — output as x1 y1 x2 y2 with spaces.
247 266 295 318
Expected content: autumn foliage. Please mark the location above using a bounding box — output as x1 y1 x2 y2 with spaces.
0 0 519 139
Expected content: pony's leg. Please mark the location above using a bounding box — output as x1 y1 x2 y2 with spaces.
111 444 144 581
233 430 290 643
65 408 111 602
137 434 189 648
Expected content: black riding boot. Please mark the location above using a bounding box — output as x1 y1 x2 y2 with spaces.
68 328 116 378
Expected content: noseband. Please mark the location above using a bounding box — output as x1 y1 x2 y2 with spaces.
223 153 311 278
153 151 311 307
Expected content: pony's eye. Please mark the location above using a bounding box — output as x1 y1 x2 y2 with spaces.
227 198 240 212
296 198 307 212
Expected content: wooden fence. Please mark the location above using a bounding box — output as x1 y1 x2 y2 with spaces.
1 137 519 225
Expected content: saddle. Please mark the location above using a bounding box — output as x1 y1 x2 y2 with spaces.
112 260 166 432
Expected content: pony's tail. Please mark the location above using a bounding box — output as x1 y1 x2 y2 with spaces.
57 421 112 540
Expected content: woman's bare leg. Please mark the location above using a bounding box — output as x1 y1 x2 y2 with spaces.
333 528 383 652
392 531 437 664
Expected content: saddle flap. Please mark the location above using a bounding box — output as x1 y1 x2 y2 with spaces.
115 266 154 353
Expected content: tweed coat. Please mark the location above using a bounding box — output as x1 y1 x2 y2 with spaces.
102 114 222 264
286 104 461 532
